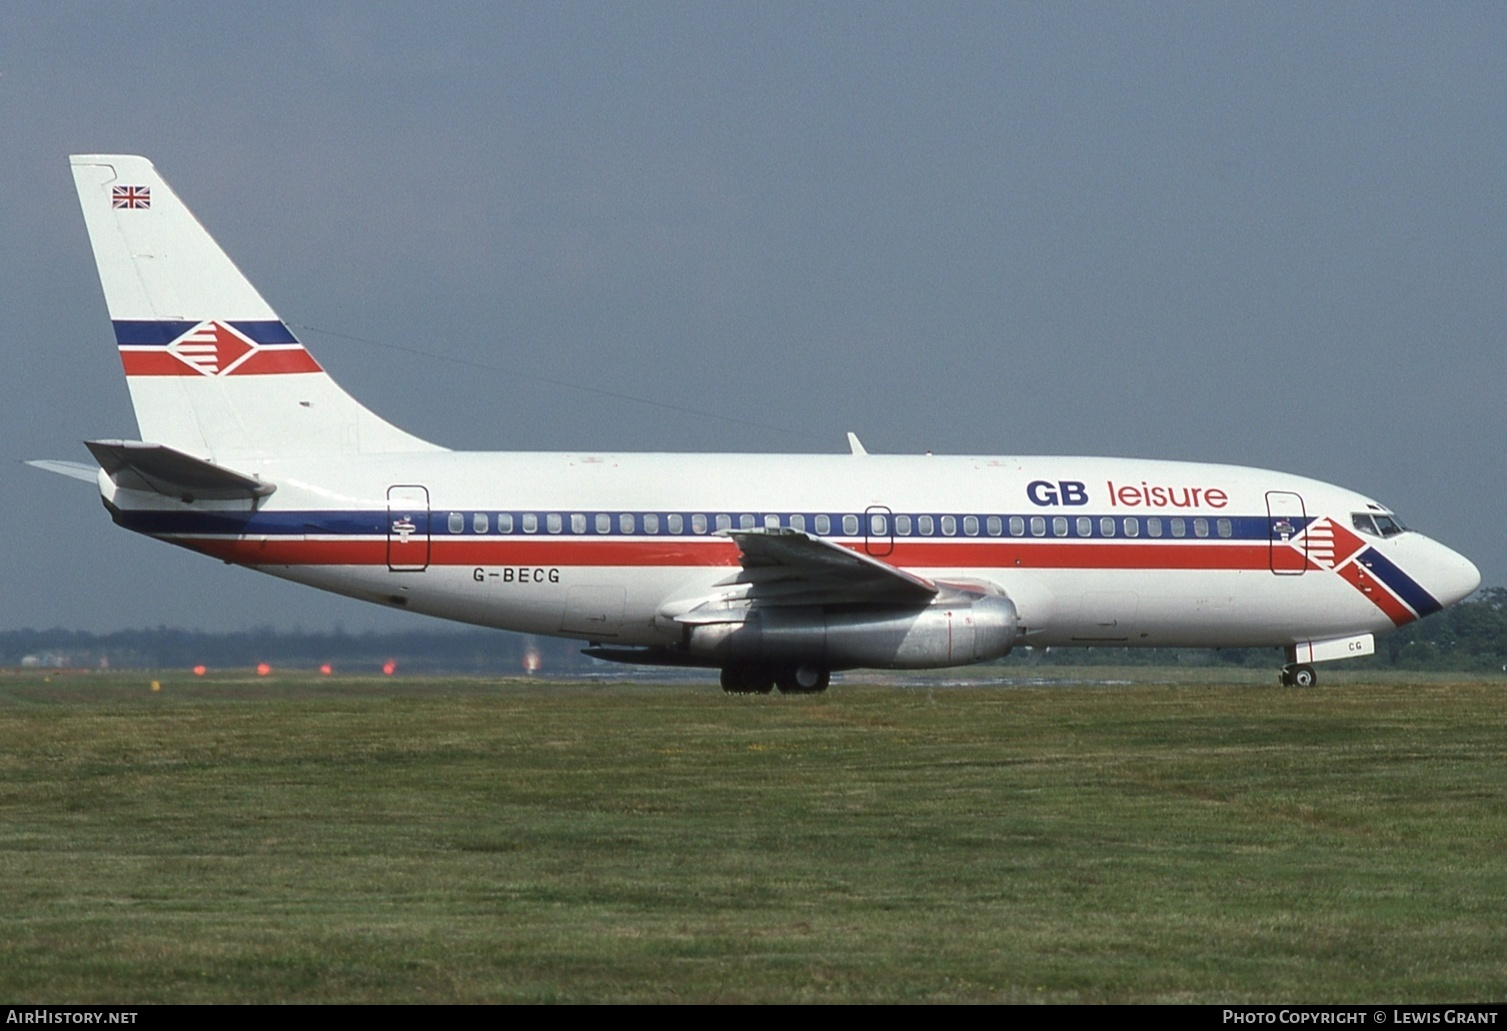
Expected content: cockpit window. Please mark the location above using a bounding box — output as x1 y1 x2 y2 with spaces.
1353 512 1407 538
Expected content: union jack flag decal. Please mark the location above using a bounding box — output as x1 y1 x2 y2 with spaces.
112 185 150 209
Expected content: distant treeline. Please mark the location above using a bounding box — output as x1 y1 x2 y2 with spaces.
7 588 1507 674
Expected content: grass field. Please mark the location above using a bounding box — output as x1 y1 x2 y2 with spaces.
1 669 1504 1003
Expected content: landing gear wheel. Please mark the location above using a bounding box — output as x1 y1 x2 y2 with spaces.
775 665 830 694
1280 664 1317 688
720 666 774 694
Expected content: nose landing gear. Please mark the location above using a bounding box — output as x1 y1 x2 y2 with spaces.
1280 664 1317 688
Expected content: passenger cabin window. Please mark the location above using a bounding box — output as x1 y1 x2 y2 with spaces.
815 514 831 535
1100 517 1116 537
644 513 659 534
1030 516 1046 537
843 514 860 535
473 512 489 534
1077 516 1093 536
715 514 731 532
917 515 934 535
871 513 887 535
1052 516 1068 537
1170 518 1185 538
765 514 780 529
621 513 636 534
1146 517 1161 538
596 513 611 534
964 516 979 536
691 514 707 534
498 513 514 534
1010 516 1025 537
894 514 911 535
739 514 755 530
1124 516 1139 538
1217 518 1232 538
522 513 538 534
1194 518 1209 538
570 513 586 534
941 516 957 536
448 512 463 534
987 516 1002 536
791 514 806 532
547 513 563 534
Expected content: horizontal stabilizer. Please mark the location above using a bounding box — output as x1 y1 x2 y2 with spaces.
84 439 275 501
24 459 100 483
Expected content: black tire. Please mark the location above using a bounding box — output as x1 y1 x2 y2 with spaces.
1291 664 1317 688
720 666 774 694
775 666 830 694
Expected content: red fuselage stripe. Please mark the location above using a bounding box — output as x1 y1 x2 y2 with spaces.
167 536 1275 571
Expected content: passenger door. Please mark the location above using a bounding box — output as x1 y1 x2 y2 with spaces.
1266 491 1307 575
386 485 430 572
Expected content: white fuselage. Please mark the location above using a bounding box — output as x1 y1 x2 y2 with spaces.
103 449 1482 655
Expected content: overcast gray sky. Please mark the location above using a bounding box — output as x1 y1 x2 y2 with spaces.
3 2 1503 633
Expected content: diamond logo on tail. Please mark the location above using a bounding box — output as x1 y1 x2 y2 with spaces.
167 322 256 376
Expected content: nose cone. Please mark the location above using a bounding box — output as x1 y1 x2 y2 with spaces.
1422 537 1481 609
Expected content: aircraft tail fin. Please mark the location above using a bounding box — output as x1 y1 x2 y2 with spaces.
69 155 440 460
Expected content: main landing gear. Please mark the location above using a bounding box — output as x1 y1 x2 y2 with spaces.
720 664 831 695
1279 664 1317 688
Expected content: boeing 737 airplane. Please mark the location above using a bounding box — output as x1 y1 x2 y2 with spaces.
32 155 1481 692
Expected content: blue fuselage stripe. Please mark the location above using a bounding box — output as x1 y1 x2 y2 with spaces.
114 508 1292 543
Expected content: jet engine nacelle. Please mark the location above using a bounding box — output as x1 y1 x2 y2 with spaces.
684 595 1019 671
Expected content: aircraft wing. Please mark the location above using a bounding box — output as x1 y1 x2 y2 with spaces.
710 527 938 607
